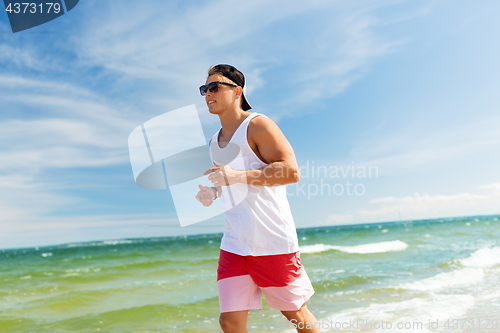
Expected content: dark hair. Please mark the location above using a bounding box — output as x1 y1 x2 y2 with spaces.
207 64 252 111
208 64 245 88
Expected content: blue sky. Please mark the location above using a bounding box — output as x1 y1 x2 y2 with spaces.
1 0 499 249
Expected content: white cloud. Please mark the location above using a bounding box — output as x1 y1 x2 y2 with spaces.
0 213 223 249
479 183 500 191
0 44 41 69
258 2 411 119
0 118 130 171
0 72 141 173
0 174 79 227
53 0 415 121
326 213 355 224
1 214 177 233
327 182 500 224
0 75 96 98
0 74 138 234
342 113 500 176
295 14 404 95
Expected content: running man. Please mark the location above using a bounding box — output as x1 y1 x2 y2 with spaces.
196 64 320 333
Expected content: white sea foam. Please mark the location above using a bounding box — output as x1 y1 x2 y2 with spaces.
397 268 484 291
300 240 408 254
460 246 500 268
320 294 475 333
64 239 137 248
299 244 335 254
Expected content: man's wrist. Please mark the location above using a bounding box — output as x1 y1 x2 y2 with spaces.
211 186 218 200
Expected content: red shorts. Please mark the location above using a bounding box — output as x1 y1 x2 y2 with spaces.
217 249 315 312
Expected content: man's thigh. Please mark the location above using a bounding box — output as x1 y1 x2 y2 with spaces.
217 274 263 312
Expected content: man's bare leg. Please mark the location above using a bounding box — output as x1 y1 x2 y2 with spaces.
281 303 320 333
219 310 249 333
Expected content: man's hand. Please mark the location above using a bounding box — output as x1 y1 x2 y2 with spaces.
204 161 243 187
195 184 215 207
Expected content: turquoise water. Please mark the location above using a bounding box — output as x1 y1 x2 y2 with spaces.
1 215 499 333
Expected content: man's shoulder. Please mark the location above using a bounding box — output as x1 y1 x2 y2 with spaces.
248 114 280 135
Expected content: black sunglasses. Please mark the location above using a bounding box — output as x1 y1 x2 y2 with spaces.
199 81 237 96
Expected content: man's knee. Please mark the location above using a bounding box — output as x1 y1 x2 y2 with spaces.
281 304 307 322
282 311 306 323
219 312 246 333
219 315 230 333
219 314 233 333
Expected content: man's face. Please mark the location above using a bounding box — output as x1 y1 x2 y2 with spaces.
204 75 239 114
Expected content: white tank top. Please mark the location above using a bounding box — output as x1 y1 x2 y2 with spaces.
209 113 299 256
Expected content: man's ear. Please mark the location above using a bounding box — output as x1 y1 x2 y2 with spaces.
236 86 243 99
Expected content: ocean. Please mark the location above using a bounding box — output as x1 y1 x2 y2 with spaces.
1 215 499 333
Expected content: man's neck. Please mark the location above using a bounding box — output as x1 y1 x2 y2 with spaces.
218 107 248 136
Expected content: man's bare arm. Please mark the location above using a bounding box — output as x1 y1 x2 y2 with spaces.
207 117 299 187
245 116 299 185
